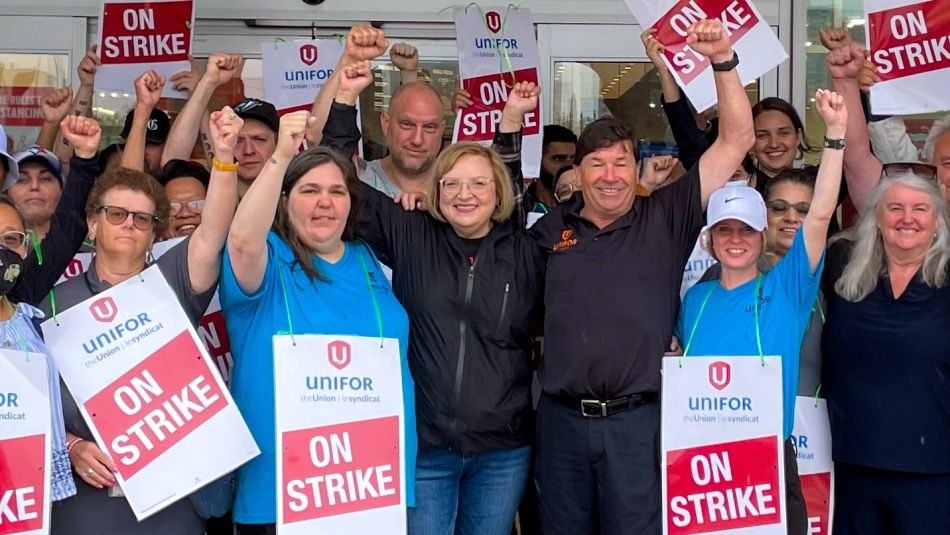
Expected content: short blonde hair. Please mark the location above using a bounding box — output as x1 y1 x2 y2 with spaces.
426 142 515 224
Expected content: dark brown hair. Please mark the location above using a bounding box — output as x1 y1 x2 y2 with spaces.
574 117 640 166
764 166 817 201
272 147 361 281
86 167 170 236
752 97 814 155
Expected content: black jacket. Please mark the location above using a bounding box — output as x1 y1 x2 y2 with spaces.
356 181 545 452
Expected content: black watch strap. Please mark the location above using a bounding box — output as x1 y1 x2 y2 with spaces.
710 51 739 72
823 136 846 150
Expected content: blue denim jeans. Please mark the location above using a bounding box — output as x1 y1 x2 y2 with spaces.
408 445 531 535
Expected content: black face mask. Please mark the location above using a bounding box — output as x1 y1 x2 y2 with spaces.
538 165 556 191
0 247 23 295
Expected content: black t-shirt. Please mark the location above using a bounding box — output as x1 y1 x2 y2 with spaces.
459 236 484 263
529 165 704 398
821 240 950 473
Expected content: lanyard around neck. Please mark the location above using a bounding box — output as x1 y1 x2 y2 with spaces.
682 274 765 365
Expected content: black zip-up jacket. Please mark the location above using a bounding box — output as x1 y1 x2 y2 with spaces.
355 181 545 452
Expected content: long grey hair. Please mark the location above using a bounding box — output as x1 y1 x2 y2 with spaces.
832 172 950 302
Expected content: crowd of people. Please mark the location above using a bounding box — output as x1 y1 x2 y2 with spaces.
1 16 947 535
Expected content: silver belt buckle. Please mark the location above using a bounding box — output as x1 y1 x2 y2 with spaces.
580 399 607 417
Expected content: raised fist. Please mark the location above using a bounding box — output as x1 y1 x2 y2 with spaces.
209 105 244 159
685 20 733 64
77 46 101 86
60 115 101 159
42 86 73 123
134 69 165 109
390 42 419 72
343 24 388 63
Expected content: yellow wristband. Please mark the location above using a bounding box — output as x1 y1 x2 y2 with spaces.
212 157 240 171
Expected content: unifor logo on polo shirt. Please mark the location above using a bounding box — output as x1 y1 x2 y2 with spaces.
553 228 578 251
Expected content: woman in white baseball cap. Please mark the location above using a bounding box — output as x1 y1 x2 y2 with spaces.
673 89 847 535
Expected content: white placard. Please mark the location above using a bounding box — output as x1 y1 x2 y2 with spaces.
792 397 834 535
42 265 259 520
453 6 542 177
275 334 406 535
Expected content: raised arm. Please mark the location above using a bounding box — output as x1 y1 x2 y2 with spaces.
828 43 882 212
692 20 755 206
803 89 847 273
227 111 312 294
186 107 242 293
169 56 215 163
495 81 539 229
390 43 419 84
35 86 72 150
162 53 243 166
321 60 373 156
120 70 164 171
72 46 99 119
306 25 388 145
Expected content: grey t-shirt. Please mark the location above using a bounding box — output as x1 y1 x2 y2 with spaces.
43 238 215 535
361 159 401 198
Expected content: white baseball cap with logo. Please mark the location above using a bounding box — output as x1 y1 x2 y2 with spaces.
706 181 767 231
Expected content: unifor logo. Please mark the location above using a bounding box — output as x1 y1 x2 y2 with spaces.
89 296 118 323
299 44 318 66
485 11 502 34
561 229 573 241
327 340 351 371
708 361 731 391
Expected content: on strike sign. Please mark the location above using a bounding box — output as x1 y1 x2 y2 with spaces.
792 398 834 535
276 335 406 535
42 266 259 520
453 7 542 177
96 0 196 98
0 351 50 535
662 356 786 534
624 0 787 112
865 0 950 114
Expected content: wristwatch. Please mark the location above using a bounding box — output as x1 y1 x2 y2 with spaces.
711 52 739 72
823 137 846 150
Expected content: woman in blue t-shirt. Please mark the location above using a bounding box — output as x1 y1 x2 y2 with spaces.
221 112 416 534
675 89 846 535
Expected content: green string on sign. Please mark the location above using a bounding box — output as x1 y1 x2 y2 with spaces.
357 247 385 348
28 230 43 265
465 2 521 88
276 266 296 346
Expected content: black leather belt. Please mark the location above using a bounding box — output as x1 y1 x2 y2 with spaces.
548 392 658 417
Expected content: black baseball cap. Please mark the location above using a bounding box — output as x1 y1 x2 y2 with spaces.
120 108 171 144
232 98 279 134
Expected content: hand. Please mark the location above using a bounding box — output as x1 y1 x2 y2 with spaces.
77 46 101 86
169 55 202 95
814 89 847 136
209 105 244 159
390 42 418 72
202 52 243 88
685 20 733 64
858 58 881 92
452 87 473 112
503 81 539 119
42 86 73 123
69 439 116 489
343 24 389 63
336 61 374 105
640 155 680 192
134 70 165 110
393 191 428 212
60 115 101 159
819 28 853 51
641 28 668 71
826 43 865 81
664 336 683 356
274 110 315 160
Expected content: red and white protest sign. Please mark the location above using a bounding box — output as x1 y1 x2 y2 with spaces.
453 7 542 177
865 0 950 114
0 87 55 128
276 335 406 534
96 0 196 99
792 397 834 535
624 0 787 112
662 356 786 534
42 265 259 520
0 351 50 535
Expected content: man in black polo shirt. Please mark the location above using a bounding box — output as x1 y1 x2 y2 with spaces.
530 20 754 534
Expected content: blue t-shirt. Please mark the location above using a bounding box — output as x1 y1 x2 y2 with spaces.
676 231 824 438
220 232 417 524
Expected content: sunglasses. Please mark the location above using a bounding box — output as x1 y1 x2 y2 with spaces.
766 199 811 216
882 162 937 181
97 206 159 231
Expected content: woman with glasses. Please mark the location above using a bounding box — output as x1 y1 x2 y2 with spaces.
675 89 847 535
329 65 544 535
158 159 210 239
45 106 243 535
821 161 950 534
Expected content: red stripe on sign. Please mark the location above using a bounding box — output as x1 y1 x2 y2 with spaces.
651 0 761 84
99 1 193 65
83 330 228 479
457 68 541 142
0 434 46 533
867 1 950 81
281 416 401 524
